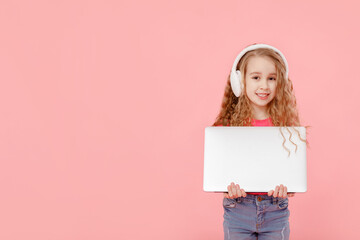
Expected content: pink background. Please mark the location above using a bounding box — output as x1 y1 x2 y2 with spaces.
0 0 359 239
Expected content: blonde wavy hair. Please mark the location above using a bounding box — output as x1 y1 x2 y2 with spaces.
212 45 310 155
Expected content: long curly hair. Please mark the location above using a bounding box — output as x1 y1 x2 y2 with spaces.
212 45 310 155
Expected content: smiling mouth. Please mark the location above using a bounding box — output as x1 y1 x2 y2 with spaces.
256 93 270 97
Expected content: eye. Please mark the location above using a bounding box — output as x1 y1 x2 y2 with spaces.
252 77 259 80
269 77 276 81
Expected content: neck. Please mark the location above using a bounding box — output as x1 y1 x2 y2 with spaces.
251 105 269 120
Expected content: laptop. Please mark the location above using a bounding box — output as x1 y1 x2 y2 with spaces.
203 126 307 193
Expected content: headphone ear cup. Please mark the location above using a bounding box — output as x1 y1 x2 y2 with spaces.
230 70 242 97
238 70 244 94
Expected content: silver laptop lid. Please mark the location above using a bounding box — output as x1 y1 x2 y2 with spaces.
203 126 307 193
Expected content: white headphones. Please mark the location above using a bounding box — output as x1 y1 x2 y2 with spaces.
230 43 289 97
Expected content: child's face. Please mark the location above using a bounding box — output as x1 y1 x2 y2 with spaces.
245 56 277 111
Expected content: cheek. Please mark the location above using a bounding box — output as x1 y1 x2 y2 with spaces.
271 82 277 92
245 81 254 92
245 86 254 97
272 85 276 93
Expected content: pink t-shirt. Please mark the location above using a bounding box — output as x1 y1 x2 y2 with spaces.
217 117 273 195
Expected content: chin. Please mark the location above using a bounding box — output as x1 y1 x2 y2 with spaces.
251 98 268 105
255 103 269 107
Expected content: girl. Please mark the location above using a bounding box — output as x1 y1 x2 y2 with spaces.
212 43 309 240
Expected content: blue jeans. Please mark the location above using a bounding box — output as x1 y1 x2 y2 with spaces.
223 194 290 240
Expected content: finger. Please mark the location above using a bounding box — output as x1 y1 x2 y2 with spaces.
268 190 274 196
279 184 284 198
231 183 237 198
284 186 288 198
227 185 232 198
241 188 247 197
274 185 279 197
231 183 237 199
233 184 238 198
224 192 229 198
236 184 241 198
282 185 287 198
278 184 284 198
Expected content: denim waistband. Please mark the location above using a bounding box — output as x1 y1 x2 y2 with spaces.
234 194 288 205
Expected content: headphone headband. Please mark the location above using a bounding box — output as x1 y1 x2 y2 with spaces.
231 43 289 79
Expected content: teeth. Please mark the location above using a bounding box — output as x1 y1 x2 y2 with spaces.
257 93 268 97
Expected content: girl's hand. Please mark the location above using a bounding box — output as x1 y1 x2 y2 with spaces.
223 182 247 199
268 184 296 198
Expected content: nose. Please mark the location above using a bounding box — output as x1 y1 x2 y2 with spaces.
260 78 269 90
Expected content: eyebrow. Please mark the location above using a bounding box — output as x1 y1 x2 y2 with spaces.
250 72 277 75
